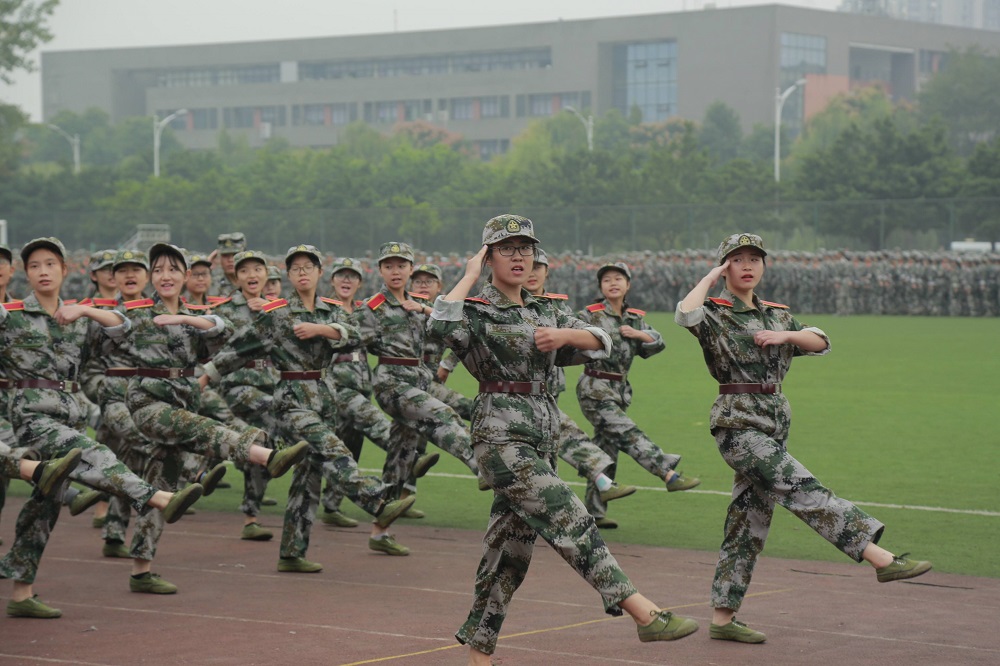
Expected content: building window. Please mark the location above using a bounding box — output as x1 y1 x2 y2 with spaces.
480 96 508 118
451 98 475 120
189 108 217 130
780 32 827 137
528 94 553 117
293 104 327 126
612 40 677 123
223 107 256 129
157 64 280 88
259 106 287 127
330 103 355 125
300 47 551 81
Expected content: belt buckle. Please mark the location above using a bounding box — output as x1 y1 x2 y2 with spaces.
57 381 65 391
168 368 182 379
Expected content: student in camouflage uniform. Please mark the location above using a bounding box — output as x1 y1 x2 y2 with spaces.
183 252 214 306
209 250 281 542
118 242 306 591
202 244 415 569
209 232 245 297
319 258 438 530
576 261 700 527
0 237 204 618
429 215 698 663
0 242 16 534
358 243 478 503
676 233 932 644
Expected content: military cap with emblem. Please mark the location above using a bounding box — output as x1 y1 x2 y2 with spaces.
412 263 443 282
331 257 363 279
597 261 632 281
217 232 247 255
717 233 767 265
481 214 538 246
148 242 189 270
20 237 68 264
187 251 213 267
233 249 268 270
378 241 414 263
112 248 150 271
265 265 283 282
90 249 116 272
534 248 550 267
0 243 11 263
284 243 322 267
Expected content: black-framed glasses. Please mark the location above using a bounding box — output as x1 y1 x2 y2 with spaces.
288 264 318 276
495 245 535 257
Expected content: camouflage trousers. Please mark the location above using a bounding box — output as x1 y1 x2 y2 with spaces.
322 388 392 514
374 378 475 497
456 441 637 656
0 416 158 584
275 406 388 559
130 399 263 466
578 394 679 519
401 381 475 493
223 385 276 517
555 408 614 483
711 426 885 611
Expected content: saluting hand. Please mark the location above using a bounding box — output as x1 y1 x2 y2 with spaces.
705 260 730 287
464 245 488 283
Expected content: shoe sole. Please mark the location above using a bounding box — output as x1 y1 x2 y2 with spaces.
38 448 83 496
878 561 932 583
600 487 637 503
163 484 204 524
69 492 104 517
130 585 178 594
375 496 416 528
412 453 440 479
277 564 323 573
639 621 699 642
6 608 62 619
267 441 310 478
200 464 227 497
369 542 410 556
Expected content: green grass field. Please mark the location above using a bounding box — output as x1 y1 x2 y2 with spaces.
6 315 999 577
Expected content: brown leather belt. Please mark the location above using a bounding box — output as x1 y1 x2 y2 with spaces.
0 378 10 389
422 353 435 363
281 370 324 380
105 368 138 377
14 379 81 392
135 368 195 379
244 359 273 370
584 368 626 381
479 380 546 395
378 356 420 367
719 383 781 395
334 351 364 364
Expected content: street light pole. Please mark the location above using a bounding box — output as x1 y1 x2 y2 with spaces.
46 124 81 174
563 105 594 152
774 78 806 183
153 109 188 177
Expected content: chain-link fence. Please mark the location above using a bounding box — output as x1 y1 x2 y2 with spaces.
5 197 999 255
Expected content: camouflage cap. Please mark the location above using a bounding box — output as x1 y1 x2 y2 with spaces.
20 237 68 264
412 263 442 282
597 261 632 281
90 249 116 272
148 242 188 270
331 257 363 279
284 243 322 267
112 248 149 271
217 232 247 255
378 241 414 263
482 214 538 246
187 251 213 267
233 249 268 270
0 243 11 263
534 248 550 267
717 233 767 264
265 265 283 282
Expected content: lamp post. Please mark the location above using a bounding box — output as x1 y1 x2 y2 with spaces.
153 109 188 177
563 105 594 152
774 79 806 182
46 124 81 174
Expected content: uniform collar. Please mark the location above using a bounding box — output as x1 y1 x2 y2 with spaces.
480 283 536 310
720 288 760 313
288 291 330 313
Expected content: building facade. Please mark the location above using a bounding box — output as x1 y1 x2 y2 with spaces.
41 4 1000 158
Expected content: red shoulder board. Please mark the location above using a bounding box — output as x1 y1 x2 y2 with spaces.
261 298 289 313
367 293 387 310
77 298 93 306
408 291 430 300
207 296 229 305
354 300 364 308
186 303 212 311
544 293 569 300
761 300 789 309
319 296 344 306
465 297 489 305
63 299 78 306
92 298 119 308
626 307 647 317
125 298 155 310
2 301 24 311
585 303 605 313
707 297 733 307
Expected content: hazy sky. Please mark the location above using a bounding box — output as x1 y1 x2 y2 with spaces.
3 0 841 120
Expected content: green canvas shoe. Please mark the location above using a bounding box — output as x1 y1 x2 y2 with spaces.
240 522 273 541
36 448 82 496
666 472 701 492
277 557 323 573
6 595 62 618
321 511 359 527
103 540 131 558
130 573 178 594
68 489 104 517
162 483 203 524
374 496 416 529
876 553 932 583
637 610 699 642
197 462 227 496
369 535 410 556
710 618 767 643
266 441 309 478
599 483 637 504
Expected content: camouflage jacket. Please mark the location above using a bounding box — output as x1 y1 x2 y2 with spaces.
535 293 573 396
209 292 280 394
79 297 123 404
210 267 240 298
674 288 830 433
428 283 610 453
327 301 373 395
118 297 229 412
203 292 355 414
0 293 129 428
358 287 434 387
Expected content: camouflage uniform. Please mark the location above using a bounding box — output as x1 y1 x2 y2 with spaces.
210 233 245 298
203 269 390 561
431 281 637 655
359 244 476 498
675 233 885 612
0 290 159 584
575 269 680 519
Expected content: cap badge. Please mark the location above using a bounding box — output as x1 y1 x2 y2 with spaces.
506 219 521 233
